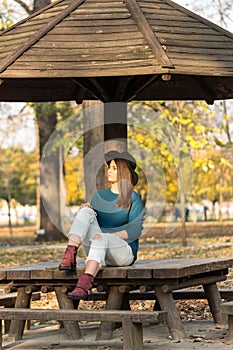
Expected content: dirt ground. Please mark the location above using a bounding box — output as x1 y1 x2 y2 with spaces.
2 319 233 350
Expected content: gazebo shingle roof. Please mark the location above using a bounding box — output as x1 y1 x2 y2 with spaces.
0 0 233 102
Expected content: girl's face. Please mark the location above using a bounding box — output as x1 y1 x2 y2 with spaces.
107 160 118 184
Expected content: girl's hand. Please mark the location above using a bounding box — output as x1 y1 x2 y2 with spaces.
80 202 92 209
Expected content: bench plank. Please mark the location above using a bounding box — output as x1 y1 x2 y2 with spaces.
0 308 167 350
0 308 167 323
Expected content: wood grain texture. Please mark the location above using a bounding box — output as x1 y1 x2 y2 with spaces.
0 0 232 102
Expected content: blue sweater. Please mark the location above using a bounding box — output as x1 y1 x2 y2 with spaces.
91 188 145 260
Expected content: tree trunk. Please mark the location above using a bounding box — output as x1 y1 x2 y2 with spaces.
11 1 65 241
218 175 223 222
7 197 13 236
36 104 65 241
83 101 105 201
177 168 187 247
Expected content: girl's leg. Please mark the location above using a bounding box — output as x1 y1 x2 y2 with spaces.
85 233 134 270
68 206 101 247
101 233 134 266
67 234 134 300
59 207 101 271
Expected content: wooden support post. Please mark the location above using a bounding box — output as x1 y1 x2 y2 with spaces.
0 320 2 350
104 102 127 153
122 316 143 350
203 283 227 325
220 302 233 342
8 287 31 340
229 315 233 342
96 285 124 340
54 287 81 340
154 286 186 340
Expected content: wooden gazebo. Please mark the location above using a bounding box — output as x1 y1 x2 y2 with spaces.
0 0 233 104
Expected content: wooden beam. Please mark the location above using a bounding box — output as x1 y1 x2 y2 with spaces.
125 74 160 101
75 85 86 104
114 77 134 101
192 76 215 105
72 78 105 102
89 78 112 103
125 0 174 69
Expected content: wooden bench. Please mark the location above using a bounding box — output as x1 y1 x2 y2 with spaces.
0 308 167 350
0 292 41 334
220 301 233 342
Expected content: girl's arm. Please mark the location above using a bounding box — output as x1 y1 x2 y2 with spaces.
113 192 145 241
113 230 128 239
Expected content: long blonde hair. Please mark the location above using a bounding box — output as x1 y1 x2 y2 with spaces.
106 158 134 211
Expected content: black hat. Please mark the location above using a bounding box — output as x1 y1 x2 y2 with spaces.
104 150 138 186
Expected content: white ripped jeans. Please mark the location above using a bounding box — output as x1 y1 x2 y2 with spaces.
68 207 134 267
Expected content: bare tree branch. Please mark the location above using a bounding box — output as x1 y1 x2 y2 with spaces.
13 0 33 15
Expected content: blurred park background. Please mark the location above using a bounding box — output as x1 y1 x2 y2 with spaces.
0 0 232 245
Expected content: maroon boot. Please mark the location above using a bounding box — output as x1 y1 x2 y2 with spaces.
59 245 77 272
67 273 94 300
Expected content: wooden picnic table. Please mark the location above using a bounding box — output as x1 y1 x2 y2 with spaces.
0 257 232 341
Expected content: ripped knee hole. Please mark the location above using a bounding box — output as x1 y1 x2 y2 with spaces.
92 234 102 240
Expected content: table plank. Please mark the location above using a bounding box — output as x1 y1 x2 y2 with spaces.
1 258 233 281
30 269 54 279
151 258 233 278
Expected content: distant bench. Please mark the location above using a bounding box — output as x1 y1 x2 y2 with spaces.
0 308 167 350
0 291 41 308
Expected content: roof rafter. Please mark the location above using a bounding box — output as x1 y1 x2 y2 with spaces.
192 77 215 105
72 77 107 103
125 0 174 69
88 78 112 103
114 77 134 101
125 74 160 102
